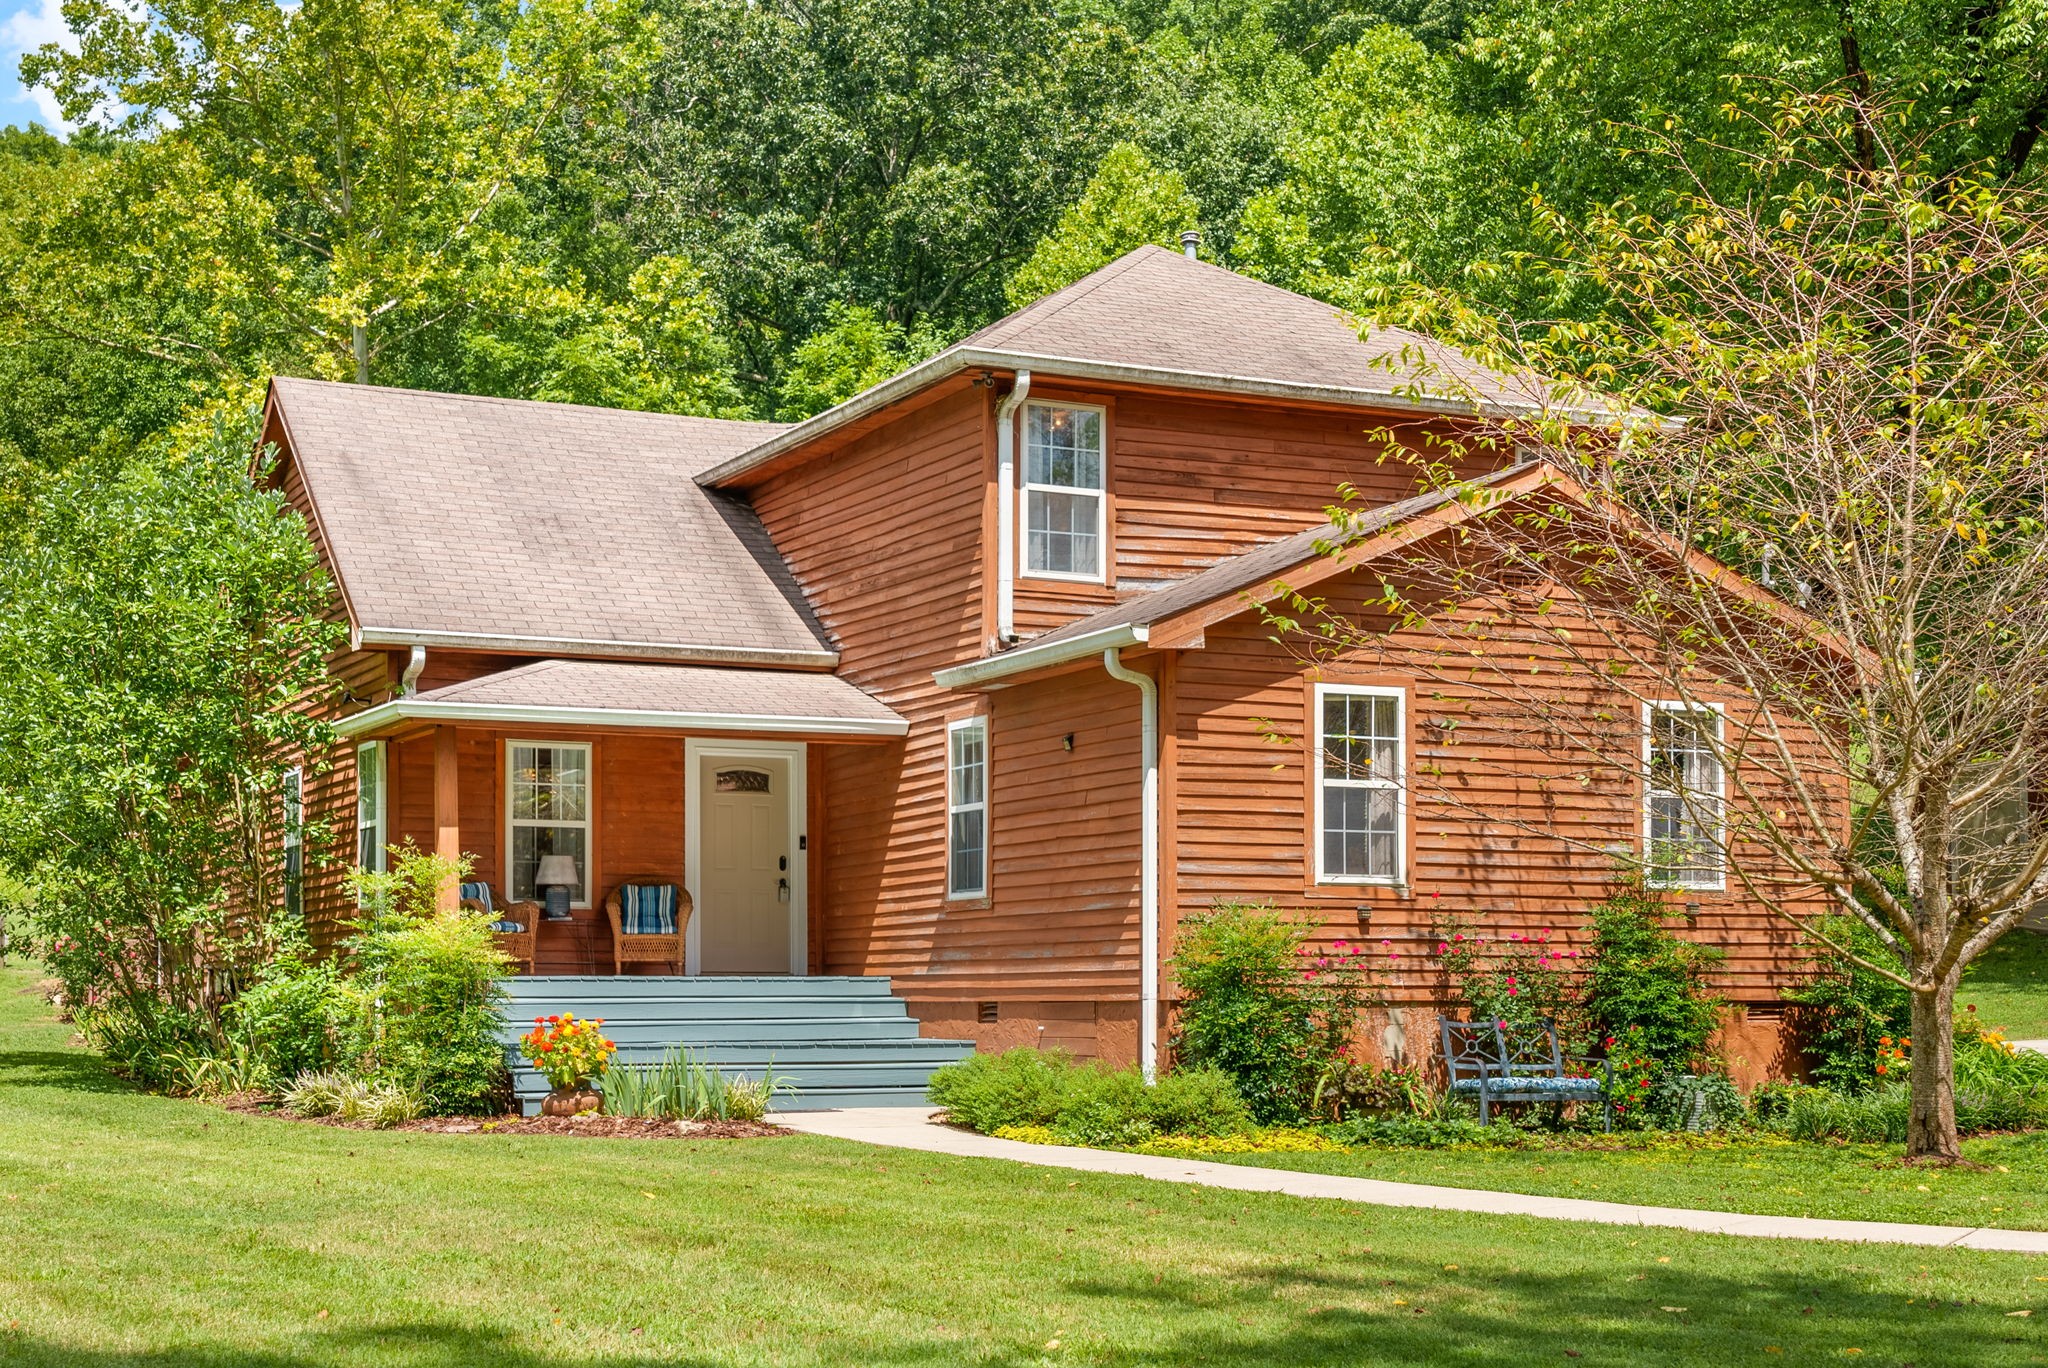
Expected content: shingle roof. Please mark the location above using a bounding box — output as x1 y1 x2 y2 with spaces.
268 379 826 663
415 659 905 725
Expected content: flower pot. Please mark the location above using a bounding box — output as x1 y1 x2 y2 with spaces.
542 1084 601 1117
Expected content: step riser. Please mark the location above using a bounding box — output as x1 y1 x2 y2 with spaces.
498 1021 927 1045
504 999 914 1021
502 976 898 999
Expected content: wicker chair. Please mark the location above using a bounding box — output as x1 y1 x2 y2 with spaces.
461 882 540 974
604 880 691 975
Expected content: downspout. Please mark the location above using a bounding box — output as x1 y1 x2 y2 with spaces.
994 371 1032 645
400 645 427 697
1103 647 1159 1084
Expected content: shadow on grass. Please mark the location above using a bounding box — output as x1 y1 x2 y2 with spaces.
0 1258 2035 1366
0 1047 132 1094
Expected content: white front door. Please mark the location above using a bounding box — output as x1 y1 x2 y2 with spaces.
688 744 805 975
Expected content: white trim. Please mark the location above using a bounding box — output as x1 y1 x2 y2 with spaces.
694 346 1627 489
335 699 907 739
357 626 839 670
685 738 809 977
1643 700 1728 891
506 739 594 908
1019 400 1108 585
933 623 1148 691
1311 683 1407 887
945 717 990 900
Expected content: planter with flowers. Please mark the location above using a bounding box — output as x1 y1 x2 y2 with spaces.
520 1013 617 1115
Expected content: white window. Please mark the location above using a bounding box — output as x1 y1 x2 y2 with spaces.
1022 402 1105 580
1645 703 1725 889
282 766 304 918
1315 685 1404 884
947 718 988 898
508 741 591 905
355 741 387 875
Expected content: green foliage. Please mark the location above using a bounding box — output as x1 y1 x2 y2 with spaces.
223 951 345 1085
926 1048 1253 1145
772 304 945 420
1171 901 1378 1123
1787 917 1913 1093
1583 879 1724 1072
283 1071 427 1127
599 1048 790 1122
1005 143 1200 306
1325 1114 1517 1148
1431 919 1587 1042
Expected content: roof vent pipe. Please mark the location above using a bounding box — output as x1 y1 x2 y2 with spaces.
994 371 1032 646
1180 230 1200 260
1102 646 1160 1085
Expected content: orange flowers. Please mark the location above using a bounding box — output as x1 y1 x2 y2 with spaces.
519 1011 618 1090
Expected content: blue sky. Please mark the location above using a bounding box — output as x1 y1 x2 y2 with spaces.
1 0 70 133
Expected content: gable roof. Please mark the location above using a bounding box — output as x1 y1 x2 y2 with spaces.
700 246 1573 487
265 378 831 666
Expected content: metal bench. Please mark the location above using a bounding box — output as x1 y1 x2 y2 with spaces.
1440 1018 1613 1130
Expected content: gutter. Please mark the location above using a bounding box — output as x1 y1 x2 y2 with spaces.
357 627 840 671
1101 647 1161 1086
994 371 1032 644
334 699 908 740
932 623 1147 691
697 347 1627 489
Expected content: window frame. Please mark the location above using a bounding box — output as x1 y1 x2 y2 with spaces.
1642 700 1727 892
282 765 304 919
355 741 387 883
1311 683 1407 887
946 716 990 900
505 739 594 907
1019 399 1109 585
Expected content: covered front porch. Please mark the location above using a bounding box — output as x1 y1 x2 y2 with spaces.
336 658 908 976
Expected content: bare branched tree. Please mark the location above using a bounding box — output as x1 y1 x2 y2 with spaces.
1285 92 2048 1161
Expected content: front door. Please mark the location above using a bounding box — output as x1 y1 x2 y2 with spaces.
693 750 797 974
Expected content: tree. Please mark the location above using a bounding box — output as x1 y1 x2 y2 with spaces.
1282 93 2048 1160
1007 143 1201 306
772 303 944 421
0 403 343 1077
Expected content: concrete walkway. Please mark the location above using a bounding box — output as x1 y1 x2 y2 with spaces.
776 1107 2048 1255
2016 1039 2048 1055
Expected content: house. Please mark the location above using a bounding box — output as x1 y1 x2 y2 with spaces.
261 245 1817 1098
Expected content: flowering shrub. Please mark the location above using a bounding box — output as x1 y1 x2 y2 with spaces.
1583 878 1723 1073
520 1013 617 1090
1432 917 1587 1041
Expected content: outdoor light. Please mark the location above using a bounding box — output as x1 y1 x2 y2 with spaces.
535 854 580 922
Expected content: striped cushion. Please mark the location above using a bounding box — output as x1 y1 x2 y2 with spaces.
620 884 678 936
1450 1075 1601 1097
489 919 525 934
459 882 493 913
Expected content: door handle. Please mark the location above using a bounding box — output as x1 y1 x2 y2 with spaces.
777 877 790 904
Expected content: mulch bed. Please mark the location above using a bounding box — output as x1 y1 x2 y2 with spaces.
220 1094 787 1139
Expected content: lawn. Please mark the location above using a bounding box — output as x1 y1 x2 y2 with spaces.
1968 929 2048 1040
2 964 2046 1368
1158 1131 2048 1230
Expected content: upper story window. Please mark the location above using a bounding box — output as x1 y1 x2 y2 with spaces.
947 718 989 898
1314 684 1404 884
1645 702 1725 890
1023 402 1105 581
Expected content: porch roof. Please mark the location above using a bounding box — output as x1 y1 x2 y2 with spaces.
335 659 908 738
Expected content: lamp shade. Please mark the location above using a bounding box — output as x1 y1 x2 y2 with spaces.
534 854 580 889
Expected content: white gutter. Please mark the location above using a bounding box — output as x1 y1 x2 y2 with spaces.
1101 646 1160 1086
994 371 1032 644
357 627 840 670
932 623 1147 691
696 346 1627 489
334 699 907 739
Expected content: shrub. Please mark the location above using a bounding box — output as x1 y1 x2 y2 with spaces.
223 950 343 1084
599 1048 794 1121
1583 878 1723 1072
1171 901 1377 1122
926 1049 1253 1145
1311 1059 1435 1122
1327 1114 1523 1148
1432 919 1587 1043
1644 1072 1747 1133
1785 916 1912 1092
283 1071 424 1127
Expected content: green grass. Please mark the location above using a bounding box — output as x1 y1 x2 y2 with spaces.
1160 1132 2048 1229
1 963 2046 1367
1968 929 2048 1039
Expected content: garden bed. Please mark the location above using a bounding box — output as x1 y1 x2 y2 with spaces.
220 1093 789 1140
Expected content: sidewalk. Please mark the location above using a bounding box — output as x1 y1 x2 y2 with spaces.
776 1107 2048 1255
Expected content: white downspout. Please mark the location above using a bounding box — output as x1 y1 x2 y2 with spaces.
994 371 1032 645
1103 647 1159 1084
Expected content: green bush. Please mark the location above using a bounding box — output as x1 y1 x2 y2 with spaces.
1171 901 1376 1123
224 951 343 1084
1584 879 1724 1072
1785 916 1911 1092
1326 1115 1518 1148
927 1049 1253 1145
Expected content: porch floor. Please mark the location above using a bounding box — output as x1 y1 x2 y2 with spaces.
498 975 974 1114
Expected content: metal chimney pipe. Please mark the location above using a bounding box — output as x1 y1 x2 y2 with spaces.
1180 230 1200 260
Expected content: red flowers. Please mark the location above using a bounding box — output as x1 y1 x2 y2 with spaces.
520 1012 617 1090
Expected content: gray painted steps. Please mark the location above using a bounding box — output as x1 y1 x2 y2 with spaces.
497 974 973 1115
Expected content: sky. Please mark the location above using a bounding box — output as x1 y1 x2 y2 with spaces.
1 0 71 133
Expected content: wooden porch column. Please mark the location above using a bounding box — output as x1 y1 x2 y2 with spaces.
434 725 460 911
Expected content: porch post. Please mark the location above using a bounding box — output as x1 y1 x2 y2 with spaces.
434 725 460 911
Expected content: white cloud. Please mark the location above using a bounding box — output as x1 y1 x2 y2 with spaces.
3 0 77 130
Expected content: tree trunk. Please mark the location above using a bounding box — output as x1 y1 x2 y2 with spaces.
1905 977 1961 1162
353 324 370 385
